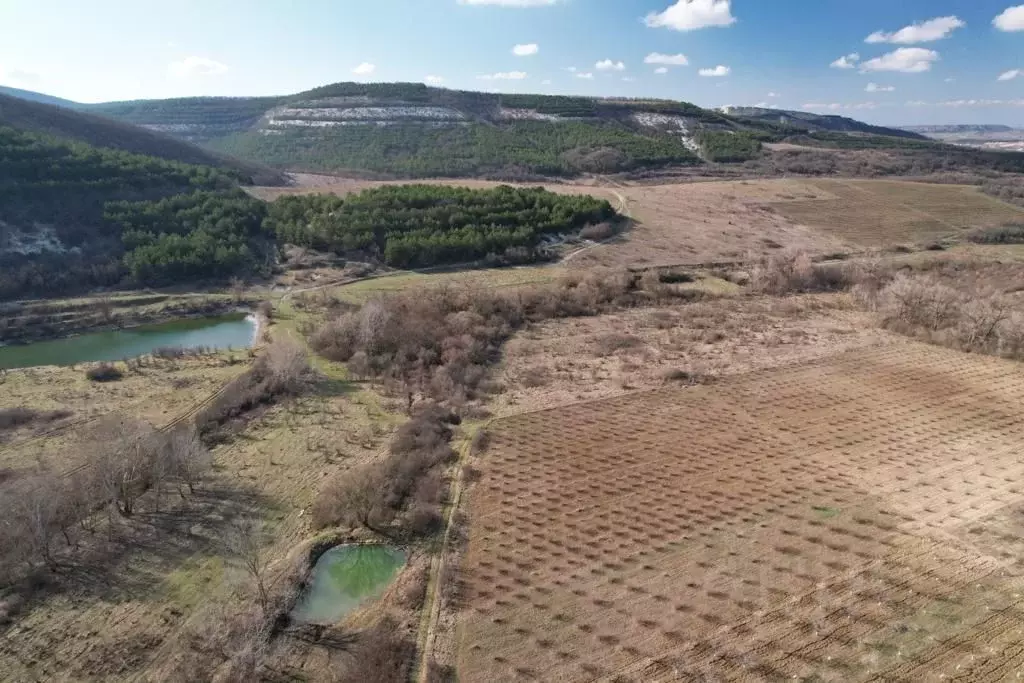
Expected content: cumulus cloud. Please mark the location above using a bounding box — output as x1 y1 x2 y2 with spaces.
830 53 860 69
622 76 636 82
860 47 939 73
513 43 539 56
352 62 376 76
644 52 689 66
576 72 594 80
699 65 730 77
994 5 1024 31
767 91 779 97
596 59 626 71
566 66 577 72
168 56 229 79
865 82 895 92
865 16 965 44
425 75 444 85
654 67 669 74
645 0 735 31
477 71 527 80
999 69 1022 81
457 0 559 5
0 66 42 86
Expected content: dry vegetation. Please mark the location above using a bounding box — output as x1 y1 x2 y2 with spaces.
767 179 1024 247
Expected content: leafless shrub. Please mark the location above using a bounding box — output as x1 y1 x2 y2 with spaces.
256 300 274 320
0 407 72 432
85 362 123 383
312 405 456 539
470 428 490 455
967 223 1024 244
336 617 415 683
223 517 272 616
519 364 551 388
593 333 644 356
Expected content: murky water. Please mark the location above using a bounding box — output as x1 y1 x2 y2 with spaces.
291 544 407 625
0 313 256 370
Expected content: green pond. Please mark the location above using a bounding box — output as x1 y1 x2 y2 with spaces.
291 545 407 625
0 313 256 370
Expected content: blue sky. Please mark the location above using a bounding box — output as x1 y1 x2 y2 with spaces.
2 0 1024 125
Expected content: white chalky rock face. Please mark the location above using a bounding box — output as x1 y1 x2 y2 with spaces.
631 113 702 154
496 108 563 122
0 223 67 256
265 105 466 128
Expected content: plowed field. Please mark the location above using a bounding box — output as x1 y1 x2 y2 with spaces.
456 343 1024 681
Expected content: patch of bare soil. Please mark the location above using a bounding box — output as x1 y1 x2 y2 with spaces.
456 342 1024 681
491 293 895 416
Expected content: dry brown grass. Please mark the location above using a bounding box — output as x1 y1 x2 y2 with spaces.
768 179 1024 247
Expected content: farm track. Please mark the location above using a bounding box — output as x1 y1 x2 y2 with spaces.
454 342 1024 681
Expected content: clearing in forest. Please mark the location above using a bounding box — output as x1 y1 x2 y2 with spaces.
456 342 1024 681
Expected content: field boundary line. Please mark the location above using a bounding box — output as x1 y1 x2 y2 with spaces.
413 421 488 682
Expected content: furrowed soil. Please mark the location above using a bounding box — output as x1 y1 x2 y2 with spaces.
766 179 1024 247
456 342 1024 682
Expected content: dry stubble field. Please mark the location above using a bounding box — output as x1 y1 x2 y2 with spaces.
457 342 1024 681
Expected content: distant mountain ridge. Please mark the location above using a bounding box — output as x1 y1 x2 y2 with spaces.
902 124 1018 135
0 82 994 180
0 85 78 108
717 106 926 140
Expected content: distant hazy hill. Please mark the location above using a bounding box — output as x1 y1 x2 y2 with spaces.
902 124 1017 135
0 85 78 108
0 93 284 185
718 106 926 140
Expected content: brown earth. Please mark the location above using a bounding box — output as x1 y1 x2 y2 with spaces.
455 342 1024 681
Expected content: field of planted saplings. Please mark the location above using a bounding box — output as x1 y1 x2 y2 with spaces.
455 342 1024 681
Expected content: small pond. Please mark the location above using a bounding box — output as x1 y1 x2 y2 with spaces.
291 544 407 625
0 313 256 370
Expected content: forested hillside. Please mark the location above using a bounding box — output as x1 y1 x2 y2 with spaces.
0 126 270 299
0 93 284 185
267 185 615 268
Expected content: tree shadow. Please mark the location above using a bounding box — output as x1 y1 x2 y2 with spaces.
6 479 274 617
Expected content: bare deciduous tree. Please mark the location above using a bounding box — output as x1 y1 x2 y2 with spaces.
223 517 272 616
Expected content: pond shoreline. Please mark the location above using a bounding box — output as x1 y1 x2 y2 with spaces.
0 297 249 346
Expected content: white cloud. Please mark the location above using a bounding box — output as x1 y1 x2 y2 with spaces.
477 71 528 80
865 82 895 92
457 0 559 5
622 76 636 82
860 47 939 73
644 52 689 66
168 56 229 79
352 62 376 76
905 100 928 107
994 5 1024 31
830 53 860 69
654 67 669 74
541 79 552 85
513 43 539 56
802 103 843 111
865 16 965 44
944 77 956 82
699 65 730 77
0 66 42 86
999 69 1022 81
767 91 779 97
576 72 594 80
596 59 626 71
566 66 577 72
425 75 444 85
753 102 769 108
645 0 736 31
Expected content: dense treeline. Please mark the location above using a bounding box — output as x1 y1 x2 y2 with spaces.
695 130 763 162
212 121 700 178
107 190 273 283
267 184 616 268
0 126 275 298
